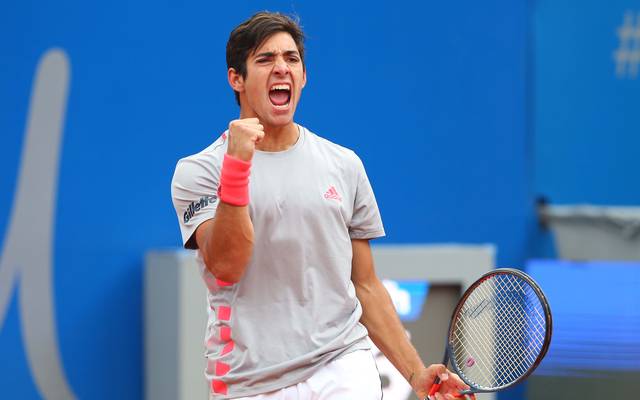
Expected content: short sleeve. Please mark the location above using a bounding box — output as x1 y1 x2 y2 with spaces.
349 155 385 239
171 155 221 249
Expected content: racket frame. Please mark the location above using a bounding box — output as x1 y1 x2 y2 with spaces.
431 268 552 397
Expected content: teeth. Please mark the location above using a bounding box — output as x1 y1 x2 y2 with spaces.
271 84 290 91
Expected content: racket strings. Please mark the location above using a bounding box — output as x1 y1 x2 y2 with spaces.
454 287 531 387
468 281 535 381
472 277 544 384
451 273 548 390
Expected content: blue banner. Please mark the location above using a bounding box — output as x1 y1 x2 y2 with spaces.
1 1 528 398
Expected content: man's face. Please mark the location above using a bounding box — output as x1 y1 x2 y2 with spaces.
233 32 306 127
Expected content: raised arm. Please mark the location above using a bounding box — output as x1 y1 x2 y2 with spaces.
351 239 468 399
195 118 264 283
195 204 253 283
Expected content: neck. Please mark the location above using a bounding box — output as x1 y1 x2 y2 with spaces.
239 111 299 152
256 122 299 152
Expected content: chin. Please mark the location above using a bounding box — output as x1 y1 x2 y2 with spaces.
265 107 295 126
266 116 294 128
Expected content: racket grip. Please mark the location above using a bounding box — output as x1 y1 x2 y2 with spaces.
426 377 442 400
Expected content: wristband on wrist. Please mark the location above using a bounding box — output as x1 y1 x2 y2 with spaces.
218 153 251 206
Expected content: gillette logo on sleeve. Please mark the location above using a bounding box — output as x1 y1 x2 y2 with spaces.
183 195 217 223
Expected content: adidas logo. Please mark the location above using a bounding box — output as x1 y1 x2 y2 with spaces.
323 186 342 202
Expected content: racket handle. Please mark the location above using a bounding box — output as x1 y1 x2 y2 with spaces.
426 377 441 400
427 379 474 399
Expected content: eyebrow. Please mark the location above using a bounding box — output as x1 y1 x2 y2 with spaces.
254 50 300 59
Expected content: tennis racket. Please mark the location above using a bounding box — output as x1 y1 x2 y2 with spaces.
427 268 552 399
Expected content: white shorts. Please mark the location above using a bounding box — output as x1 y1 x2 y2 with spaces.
235 349 383 400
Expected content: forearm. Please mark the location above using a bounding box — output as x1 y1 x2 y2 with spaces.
201 202 254 282
357 279 425 383
200 122 260 283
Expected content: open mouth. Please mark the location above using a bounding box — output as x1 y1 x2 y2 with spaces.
269 83 291 107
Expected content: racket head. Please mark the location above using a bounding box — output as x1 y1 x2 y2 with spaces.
445 268 552 393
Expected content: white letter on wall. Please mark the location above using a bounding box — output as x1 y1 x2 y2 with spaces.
0 49 76 400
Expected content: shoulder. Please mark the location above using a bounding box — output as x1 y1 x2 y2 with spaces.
302 126 362 167
172 132 228 188
177 131 228 166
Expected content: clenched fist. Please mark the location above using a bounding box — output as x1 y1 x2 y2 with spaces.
227 118 264 161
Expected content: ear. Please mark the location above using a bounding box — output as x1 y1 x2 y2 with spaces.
301 68 307 89
228 68 244 93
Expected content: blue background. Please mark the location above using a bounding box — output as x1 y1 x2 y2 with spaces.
1 0 638 399
533 0 640 205
527 260 640 375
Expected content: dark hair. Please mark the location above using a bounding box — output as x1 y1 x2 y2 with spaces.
226 12 306 105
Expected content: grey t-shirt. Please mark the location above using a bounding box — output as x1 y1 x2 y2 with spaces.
171 125 385 399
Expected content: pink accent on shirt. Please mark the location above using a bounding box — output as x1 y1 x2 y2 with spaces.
218 305 231 321
220 326 231 342
221 340 235 356
215 361 231 376
211 379 227 395
216 279 234 287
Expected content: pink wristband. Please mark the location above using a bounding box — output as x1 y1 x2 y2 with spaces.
218 153 251 206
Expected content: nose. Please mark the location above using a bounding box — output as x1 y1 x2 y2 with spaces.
273 56 289 75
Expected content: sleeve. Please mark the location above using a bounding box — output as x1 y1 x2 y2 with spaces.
171 155 221 249
349 154 386 240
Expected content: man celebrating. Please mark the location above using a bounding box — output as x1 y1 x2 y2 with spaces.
171 11 467 400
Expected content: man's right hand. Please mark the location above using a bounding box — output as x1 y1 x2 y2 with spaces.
412 364 469 400
227 118 264 161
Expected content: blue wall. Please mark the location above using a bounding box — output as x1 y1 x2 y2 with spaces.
1 1 537 399
533 0 640 205
531 1 640 261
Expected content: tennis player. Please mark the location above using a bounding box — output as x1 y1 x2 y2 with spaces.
171 11 468 400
